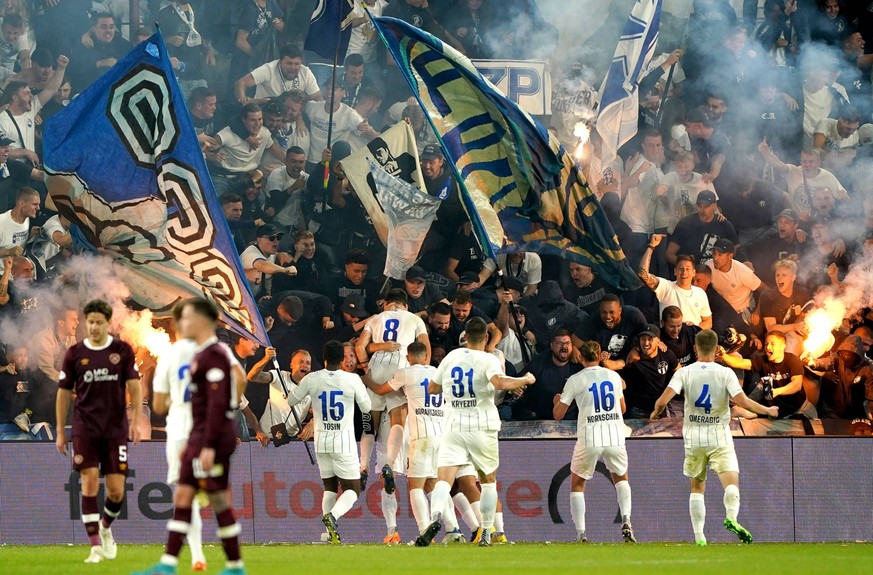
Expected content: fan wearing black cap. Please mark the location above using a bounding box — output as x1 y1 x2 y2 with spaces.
683 106 729 188
325 294 370 343
666 189 739 266
621 324 679 419
418 144 467 268
400 265 449 318
240 224 297 300
518 280 589 353
706 237 764 330
744 209 809 275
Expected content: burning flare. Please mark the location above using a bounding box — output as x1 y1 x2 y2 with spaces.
573 122 590 162
801 299 845 361
118 309 172 360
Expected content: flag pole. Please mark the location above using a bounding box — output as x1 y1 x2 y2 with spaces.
270 355 316 464
321 0 345 213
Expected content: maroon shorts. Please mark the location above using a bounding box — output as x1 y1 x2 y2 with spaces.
178 443 232 493
72 435 129 476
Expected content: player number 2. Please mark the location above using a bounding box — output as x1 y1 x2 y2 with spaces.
318 390 345 421
450 367 475 398
694 384 712 414
418 378 443 407
118 445 127 463
588 380 615 413
383 318 400 342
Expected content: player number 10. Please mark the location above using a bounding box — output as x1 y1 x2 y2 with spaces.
588 380 615 413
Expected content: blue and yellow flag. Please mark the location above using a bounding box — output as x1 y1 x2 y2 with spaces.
372 16 641 290
42 32 270 345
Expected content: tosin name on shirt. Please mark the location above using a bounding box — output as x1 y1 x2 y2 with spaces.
322 423 341 431
587 413 620 423
452 399 476 408
688 414 720 424
415 408 444 417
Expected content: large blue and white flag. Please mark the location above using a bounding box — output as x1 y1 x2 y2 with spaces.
596 0 662 166
304 0 355 63
42 32 270 346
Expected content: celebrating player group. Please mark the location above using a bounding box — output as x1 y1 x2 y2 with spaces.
54 292 777 574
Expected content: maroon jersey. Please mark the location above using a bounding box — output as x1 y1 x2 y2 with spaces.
188 338 238 451
59 336 139 439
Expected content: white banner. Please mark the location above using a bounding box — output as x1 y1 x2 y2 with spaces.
369 160 440 280
472 59 552 115
340 121 425 246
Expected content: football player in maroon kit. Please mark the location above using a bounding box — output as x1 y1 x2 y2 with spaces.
55 299 141 564
135 298 247 575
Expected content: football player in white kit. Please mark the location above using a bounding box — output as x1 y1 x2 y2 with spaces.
151 303 246 571
355 288 430 543
554 340 635 543
288 340 372 544
415 318 535 547
651 329 778 545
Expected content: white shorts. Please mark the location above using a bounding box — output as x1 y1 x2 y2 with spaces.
437 430 499 476
407 436 440 478
369 358 402 386
683 445 739 481
375 410 407 474
316 451 361 480
457 464 476 478
367 387 386 412
570 441 628 480
165 437 187 485
385 390 407 412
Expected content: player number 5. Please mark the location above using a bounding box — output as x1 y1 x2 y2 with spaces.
118 445 128 462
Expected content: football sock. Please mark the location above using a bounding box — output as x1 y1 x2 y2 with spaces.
359 432 375 473
494 510 505 533
442 496 459 531
188 499 205 565
410 488 430 532
101 497 123 529
385 424 404 466
331 489 358 520
216 508 242 564
81 495 101 547
615 480 632 523
570 492 586 536
690 493 706 542
480 483 497 531
381 490 398 533
723 484 740 522
161 506 192 565
471 500 483 526
322 491 338 515
429 480 451 523
453 493 479 529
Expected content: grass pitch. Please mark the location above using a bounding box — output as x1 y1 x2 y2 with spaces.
0 543 868 575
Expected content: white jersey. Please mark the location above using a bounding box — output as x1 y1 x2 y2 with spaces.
290 368 371 454
152 339 198 442
388 364 443 440
560 365 626 448
258 370 312 435
434 348 504 432
364 309 427 373
668 361 742 449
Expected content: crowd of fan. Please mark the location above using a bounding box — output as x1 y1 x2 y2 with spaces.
0 1 871 440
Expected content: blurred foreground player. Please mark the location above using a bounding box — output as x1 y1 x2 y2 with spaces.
135 299 246 575
651 329 777 545
150 302 209 571
55 299 141 564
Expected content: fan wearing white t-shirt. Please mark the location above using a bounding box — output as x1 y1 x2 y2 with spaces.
651 329 777 546
305 83 376 160
0 187 39 256
234 46 323 105
415 317 535 547
638 235 712 329
288 340 372 544
554 340 634 543
758 143 848 218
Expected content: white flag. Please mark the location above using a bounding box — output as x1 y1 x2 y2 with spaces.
368 160 441 280
596 0 662 166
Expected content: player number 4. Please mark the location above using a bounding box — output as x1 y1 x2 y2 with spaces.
695 384 712 414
